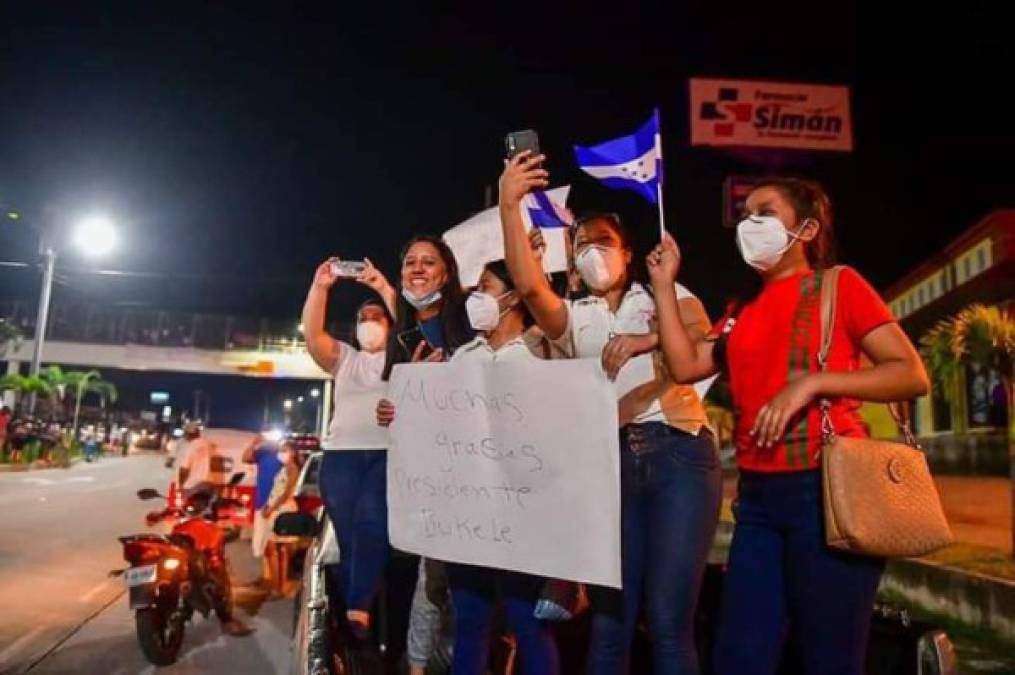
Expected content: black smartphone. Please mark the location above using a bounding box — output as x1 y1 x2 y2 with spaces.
396 326 428 359
505 129 541 160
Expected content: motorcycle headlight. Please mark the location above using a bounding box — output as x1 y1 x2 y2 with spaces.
163 558 181 571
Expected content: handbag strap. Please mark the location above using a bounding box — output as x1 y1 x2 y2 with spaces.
817 266 843 444
817 266 919 447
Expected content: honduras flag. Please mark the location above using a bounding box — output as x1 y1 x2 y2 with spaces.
573 109 661 204
525 190 571 228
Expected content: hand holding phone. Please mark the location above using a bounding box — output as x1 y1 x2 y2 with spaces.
505 129 541 160
500 130 549 207
329 259 368 279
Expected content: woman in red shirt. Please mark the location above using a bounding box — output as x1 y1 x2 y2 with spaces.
647 178 928 675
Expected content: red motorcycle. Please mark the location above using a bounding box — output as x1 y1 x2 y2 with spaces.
112 473 245 665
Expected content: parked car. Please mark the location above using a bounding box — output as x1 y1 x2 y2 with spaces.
292 449 323 517
280 512 958 675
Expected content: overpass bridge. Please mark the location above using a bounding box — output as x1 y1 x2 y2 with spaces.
1 301 340 429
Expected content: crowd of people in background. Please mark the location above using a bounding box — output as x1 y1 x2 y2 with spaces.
0 405 140 464
292 141 930 675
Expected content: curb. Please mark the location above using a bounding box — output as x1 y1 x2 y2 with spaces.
882 555 1015 641
0 456 84 473
717 518 1015 640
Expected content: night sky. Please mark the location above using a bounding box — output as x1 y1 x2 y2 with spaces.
2 3 1013 324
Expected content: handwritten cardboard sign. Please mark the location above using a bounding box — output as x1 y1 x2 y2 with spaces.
387 359 621 587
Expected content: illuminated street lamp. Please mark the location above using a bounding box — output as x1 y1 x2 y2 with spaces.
310 388 320 398
72 216 118 257
283 399 294 410
297 396 304 403
28 212 119 413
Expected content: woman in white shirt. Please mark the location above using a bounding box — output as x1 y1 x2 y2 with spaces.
378 260 560 675
302 258 394 639
499 153 722 675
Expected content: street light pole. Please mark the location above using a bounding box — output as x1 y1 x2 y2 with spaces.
27 243 56 415
22 211 117 416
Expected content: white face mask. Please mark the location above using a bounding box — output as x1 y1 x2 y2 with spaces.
575 245 624 292
401 287 442 311
736 215 806 271
465 291 511 332
356 320 387 351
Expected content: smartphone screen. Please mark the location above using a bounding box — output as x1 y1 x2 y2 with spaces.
329 260 367 278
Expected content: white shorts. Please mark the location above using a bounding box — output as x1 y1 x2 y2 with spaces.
251 511 272 558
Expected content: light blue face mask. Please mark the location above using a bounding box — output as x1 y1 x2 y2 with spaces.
401 287 442 311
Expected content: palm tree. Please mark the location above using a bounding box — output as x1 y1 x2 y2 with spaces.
921 305 1014 432
0 374 56 416
30 366 118 432
38 366 71 421
920 302 1014 554
921 321 967 432
71 374 118 437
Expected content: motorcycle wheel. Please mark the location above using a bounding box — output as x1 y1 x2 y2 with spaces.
211 567 234 622
135 603 185 666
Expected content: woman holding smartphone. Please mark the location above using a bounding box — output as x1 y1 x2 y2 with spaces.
381 234 473 376
646 178 929 675
369 234 472 672
302 257 395 638
499 152 722 675
379 259 560 675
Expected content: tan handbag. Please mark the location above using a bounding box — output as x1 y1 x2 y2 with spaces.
817 266 954 558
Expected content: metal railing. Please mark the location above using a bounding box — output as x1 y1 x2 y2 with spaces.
0 301 351 353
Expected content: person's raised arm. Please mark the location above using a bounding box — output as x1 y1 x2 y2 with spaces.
498 152 569 340
302 261 344 373
646 233 719 383
241 436 261 465
356 258 397 319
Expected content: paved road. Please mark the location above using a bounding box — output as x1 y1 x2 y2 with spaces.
0 453 293 675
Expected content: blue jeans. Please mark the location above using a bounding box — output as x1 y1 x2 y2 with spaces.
447 563 559 675
714 470 885 675
587 423 722 675
319 450 389 612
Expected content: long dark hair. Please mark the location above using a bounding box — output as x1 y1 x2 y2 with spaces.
734 176 838 307
757 176 836 269
382 234 471 380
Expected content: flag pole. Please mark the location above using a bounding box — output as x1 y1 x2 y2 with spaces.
655 108 666 240
656 179 666 240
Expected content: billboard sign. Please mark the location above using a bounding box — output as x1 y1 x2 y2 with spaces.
691 78 853 152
